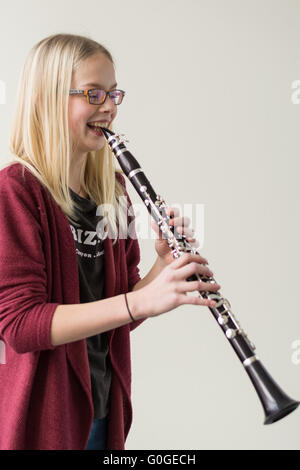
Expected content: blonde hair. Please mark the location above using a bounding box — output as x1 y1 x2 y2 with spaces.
7 33 127 242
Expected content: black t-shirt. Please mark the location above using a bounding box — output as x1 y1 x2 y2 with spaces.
68 188 111 419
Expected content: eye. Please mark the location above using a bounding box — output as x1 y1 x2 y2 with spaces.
88 89 106 104
110 90 124 105
89 90 102 98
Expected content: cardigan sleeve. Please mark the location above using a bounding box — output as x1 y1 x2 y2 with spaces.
0 166 60 353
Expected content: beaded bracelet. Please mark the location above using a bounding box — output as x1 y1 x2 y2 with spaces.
124 293 136 322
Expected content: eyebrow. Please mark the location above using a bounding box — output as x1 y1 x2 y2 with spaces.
81 82 118 90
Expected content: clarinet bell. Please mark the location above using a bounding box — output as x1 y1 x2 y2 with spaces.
245 359 299 424
263 394 299 425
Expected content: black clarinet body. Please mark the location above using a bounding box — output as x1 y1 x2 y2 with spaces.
101 126 299 424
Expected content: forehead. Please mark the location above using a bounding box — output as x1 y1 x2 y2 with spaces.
72 52 116 87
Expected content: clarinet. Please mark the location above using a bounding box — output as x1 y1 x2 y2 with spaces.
101 126 299 424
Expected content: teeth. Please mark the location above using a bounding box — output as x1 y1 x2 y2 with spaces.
88 122 107 128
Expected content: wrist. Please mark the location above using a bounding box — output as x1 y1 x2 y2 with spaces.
126 290 149 321
155 254 169 269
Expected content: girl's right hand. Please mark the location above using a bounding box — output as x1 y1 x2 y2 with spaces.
133 253 221 320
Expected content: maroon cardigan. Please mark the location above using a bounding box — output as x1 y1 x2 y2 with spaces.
0 162 145 450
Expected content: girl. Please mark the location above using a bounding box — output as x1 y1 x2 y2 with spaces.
0 33 219 450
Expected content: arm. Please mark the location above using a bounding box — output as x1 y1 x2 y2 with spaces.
50 290 145 346
50 254 166 345
0 167 149 351
0 168 209 353
0 167 61 353
51 251 218 346
132 256 165 291
51 174 157 345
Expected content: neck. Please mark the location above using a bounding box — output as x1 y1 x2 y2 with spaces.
69 154 88 198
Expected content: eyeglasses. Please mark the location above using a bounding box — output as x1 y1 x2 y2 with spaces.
69 88 125 105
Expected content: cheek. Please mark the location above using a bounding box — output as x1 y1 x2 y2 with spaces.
111 109 118 124
68 102 90 135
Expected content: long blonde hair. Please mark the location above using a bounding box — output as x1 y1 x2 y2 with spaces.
7 33 127 242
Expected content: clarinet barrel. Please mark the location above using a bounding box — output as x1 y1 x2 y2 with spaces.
101 126 299 424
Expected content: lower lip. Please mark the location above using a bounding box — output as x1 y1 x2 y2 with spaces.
87 125 103 137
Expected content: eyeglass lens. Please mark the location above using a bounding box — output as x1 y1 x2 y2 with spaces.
88 89 123 105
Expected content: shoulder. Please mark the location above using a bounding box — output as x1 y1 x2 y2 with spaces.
0 162 47 214
0 162 42 190
0 161 41 184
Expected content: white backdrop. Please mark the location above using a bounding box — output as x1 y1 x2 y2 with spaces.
0 0 299 450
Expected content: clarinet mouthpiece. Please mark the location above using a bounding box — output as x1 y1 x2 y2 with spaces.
100 127 141 177
100 127 114 140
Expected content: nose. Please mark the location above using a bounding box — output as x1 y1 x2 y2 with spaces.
99 94 117 114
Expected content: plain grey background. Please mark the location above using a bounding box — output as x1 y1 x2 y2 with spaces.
0 0 299 450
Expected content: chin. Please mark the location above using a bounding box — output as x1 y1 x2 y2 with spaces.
89 141 106 152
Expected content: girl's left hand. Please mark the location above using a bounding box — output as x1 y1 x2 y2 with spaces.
151 207 200 266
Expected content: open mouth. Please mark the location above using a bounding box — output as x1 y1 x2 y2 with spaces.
87 123 104 136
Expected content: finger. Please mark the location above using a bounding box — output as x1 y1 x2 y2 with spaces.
177 280 199 293
175 262 214 280
175 225 199 247
177 293 217 308
165 207 180 219
199 281 221 292
186 239 200 249
175 226 195 238
176 228 200 248
178 280 221 293
170 253 209 270
170 216 190 227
